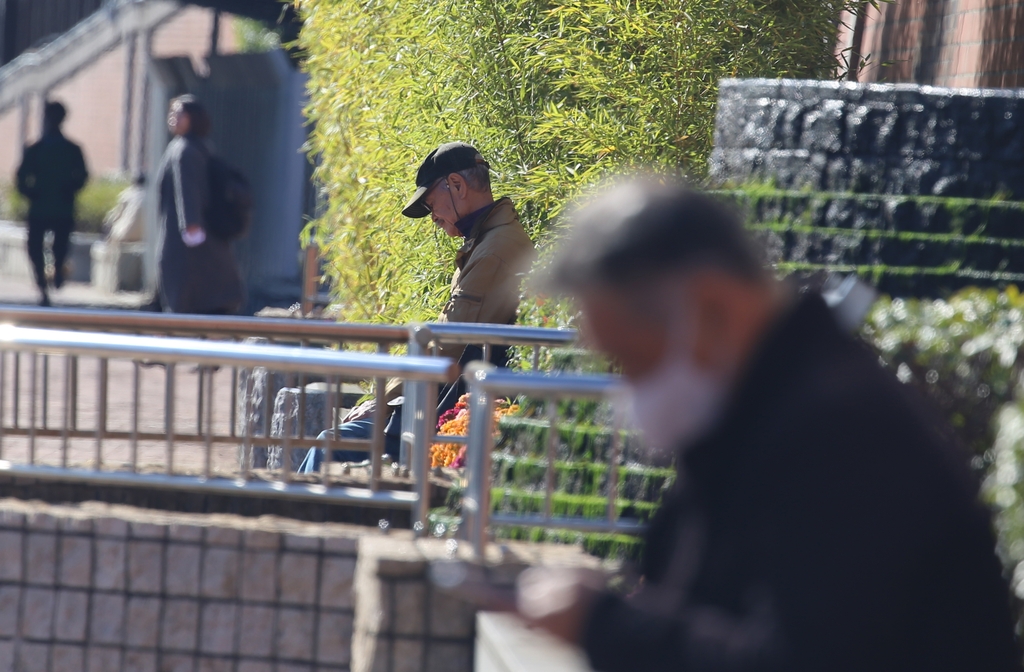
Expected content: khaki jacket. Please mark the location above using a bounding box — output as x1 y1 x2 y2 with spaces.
384 198 534 403
436 197 534 360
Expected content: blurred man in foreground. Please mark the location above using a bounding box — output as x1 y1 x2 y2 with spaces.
517 179 1019 670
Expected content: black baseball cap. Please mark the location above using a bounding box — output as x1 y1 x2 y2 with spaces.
402 142 490 218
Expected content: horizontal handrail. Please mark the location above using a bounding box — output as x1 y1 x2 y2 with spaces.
0 307 408 345
0 326 458 381
0 307 579 349
463 366 620 398
418 323 577 347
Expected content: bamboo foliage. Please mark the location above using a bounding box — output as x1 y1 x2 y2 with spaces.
296 0 862 322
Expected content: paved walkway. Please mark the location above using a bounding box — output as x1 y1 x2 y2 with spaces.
0 273 150 309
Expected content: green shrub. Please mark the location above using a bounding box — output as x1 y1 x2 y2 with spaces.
235 17 282 53
860 287 1024 462
296 0 867 323
0 178 126 234
75 177 129 234
983 401 1024 605
0 182 27 222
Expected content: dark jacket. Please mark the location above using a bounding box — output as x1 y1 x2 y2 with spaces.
16 131 88 221
584 296 1019 672
158 135 244 314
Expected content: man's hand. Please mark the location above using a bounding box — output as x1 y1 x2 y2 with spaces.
343 399 376 423
516 567 607 645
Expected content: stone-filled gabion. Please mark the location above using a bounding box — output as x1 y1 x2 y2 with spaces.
711 79 1024 199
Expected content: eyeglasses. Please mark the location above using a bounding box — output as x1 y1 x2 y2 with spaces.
421 178 449 214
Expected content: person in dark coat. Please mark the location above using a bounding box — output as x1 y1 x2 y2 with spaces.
157 94 244 315
516 178 1021 671
16 101 88 307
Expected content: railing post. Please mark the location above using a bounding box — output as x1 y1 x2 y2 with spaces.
403 326 433 469
404 326 434 537
464 362 497 558
415 381 437 535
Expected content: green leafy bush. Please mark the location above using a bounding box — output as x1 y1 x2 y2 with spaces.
0 178 127 235
983 402 1024 604
860 287 1024 461
296 0 864 323
0 182 27 222
235 17 282 53
75 177 129 234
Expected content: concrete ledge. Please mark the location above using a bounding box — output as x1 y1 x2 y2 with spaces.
476 612 593 672
91 240 144 292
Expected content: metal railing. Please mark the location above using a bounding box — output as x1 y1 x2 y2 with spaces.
0 325 456 526
0 308 578 474
459 363 644 557
0 311 634 553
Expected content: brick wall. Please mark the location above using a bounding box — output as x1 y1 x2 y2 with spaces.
840 0 1024 88
0 498 360 671
0 498 601 672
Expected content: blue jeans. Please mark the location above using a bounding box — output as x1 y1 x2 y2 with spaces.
296 420 374 473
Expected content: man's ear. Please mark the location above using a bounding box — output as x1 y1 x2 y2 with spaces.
447 172 468 198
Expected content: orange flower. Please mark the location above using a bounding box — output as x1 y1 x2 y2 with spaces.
430 396 518 468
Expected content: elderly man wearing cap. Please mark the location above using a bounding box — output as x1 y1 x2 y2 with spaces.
514 178 1018 671
298 142 534 471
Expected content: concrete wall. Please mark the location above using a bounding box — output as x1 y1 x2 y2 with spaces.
710 78 1024 199
838 0 1024 88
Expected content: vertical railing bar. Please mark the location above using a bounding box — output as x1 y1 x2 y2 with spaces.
13 353 20 429
60 356 71 468
482 342 491 364
96 358 108 470
41 354 48 429
282 372 293 482
369 343 387 492
415 381 438 533
297 339 309 443
263 366 272 467
28 353 37 465
196 366 204 436
544 398 558 521
0 351 5 457
130 361 140 472
204 366 214 480
70 356 78 431
323 374 337 485
606 415 622 524
531 345 540 372
166 363 175 474
242 368 253 481
466 378 496 558
229 363 238 438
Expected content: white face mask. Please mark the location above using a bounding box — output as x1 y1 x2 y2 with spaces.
622 354 726 460
617 310 728 460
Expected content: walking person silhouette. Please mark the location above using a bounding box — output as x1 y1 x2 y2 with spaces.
16 101 88 307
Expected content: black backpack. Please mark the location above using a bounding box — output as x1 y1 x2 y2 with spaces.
205 155 252 241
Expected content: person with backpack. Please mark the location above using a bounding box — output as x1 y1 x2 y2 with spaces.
157 94 247 315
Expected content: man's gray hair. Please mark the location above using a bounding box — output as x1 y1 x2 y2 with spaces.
458 164 491 192
546 178 766 292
